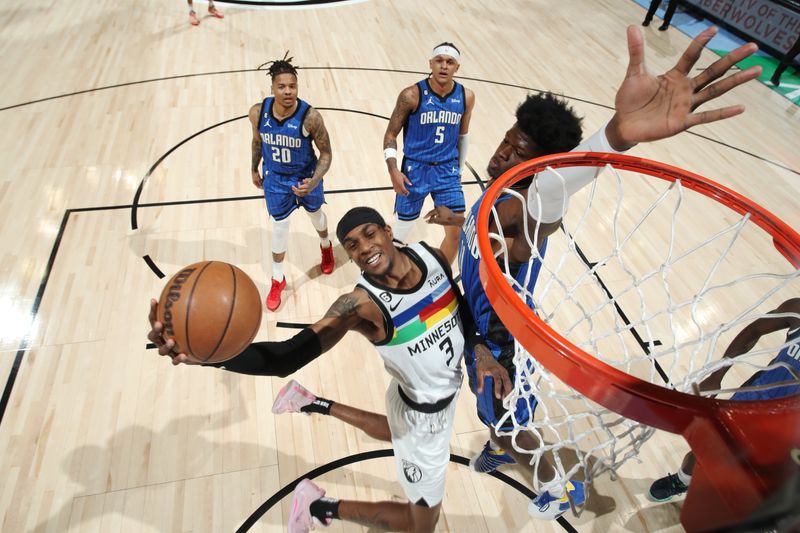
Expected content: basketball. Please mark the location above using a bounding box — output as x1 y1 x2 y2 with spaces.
157 261 262 363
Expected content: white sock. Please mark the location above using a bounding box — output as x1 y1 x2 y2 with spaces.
320 236 331 248
272 261 285 282
677 469 692 485
547 484 566 498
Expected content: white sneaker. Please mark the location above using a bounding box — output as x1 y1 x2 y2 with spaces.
528 480 586 520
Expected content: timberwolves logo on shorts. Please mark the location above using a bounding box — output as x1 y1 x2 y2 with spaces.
402 459 422 483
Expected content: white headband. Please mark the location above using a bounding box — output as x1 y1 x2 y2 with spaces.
431 45 460 61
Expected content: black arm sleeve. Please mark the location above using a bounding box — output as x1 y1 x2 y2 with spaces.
204 327 323 377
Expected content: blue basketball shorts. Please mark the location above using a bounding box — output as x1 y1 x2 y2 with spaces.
730 361 800 401
466 343 537 432
394 157 465 221
263 171 325 221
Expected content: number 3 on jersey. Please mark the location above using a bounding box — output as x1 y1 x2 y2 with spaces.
271 146 292 163
434 125 445 144
439 337 455 367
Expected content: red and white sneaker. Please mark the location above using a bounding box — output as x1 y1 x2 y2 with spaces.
272 379 316 414
320 243 334 274
208 6 224 18
266 277 286 311
189 11 199 25
288 479 329 533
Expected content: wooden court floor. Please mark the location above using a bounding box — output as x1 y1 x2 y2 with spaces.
0 0 798 531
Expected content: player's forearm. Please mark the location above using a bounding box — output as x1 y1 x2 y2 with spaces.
311 151 332 182
383 136 399 171
251 139 262 171
206 328 323 377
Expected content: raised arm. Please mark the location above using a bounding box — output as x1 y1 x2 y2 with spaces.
249 103 264 189
521 25 761 255
293 107 332 197
384 86 418 196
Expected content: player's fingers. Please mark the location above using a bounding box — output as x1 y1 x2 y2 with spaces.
624 24 646 78
476 372 485 393
158 338 176 357
692 42 758 91
493 371 503 399
674 26 718 76
149 299 158 325
685 104 746 128
499 370 512 398
693 65 761 108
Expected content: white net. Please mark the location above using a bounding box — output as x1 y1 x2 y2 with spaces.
484 161 800 513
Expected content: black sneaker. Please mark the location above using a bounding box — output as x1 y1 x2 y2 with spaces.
647 473 688 502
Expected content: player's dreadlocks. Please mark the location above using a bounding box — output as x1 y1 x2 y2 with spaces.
258 51 299 79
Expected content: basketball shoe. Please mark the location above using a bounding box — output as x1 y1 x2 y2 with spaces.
320 243 334 274
208 6 224 19
188 11 199 25
288 479 331 533
266 277 286 311
528 480 585 520
469 440 515 473
647 473 688 502
272 380 316 414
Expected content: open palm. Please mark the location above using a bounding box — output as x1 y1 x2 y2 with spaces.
613 25 761 145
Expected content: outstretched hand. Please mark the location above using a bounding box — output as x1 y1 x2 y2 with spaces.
147 299 200 366
607 25 761 150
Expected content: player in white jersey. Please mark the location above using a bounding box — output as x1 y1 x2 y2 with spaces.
425 25 763 519
147 207 509 533
648 298 800 504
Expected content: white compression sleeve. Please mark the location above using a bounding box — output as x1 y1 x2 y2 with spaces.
527 123 624 224
306 208 327 232
271 216 292 254
457 134 469 172
392 217 416 243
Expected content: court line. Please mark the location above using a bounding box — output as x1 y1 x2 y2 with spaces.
235 449 578 533
1 65 794 175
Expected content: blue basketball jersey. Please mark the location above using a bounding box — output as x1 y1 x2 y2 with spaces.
732 327 800 401
258 97 316 178
459 191 547 344
403 79 465 164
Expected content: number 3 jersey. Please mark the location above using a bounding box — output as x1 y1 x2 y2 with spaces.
357 242 465 404
258 97 317 178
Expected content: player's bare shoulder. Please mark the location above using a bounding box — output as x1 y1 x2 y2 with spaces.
464 87 476 110
248 102 262 125
398 84 420 112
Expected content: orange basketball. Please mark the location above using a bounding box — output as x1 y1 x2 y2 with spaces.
157 261 262 363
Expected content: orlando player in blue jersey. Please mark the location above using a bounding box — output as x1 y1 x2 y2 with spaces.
647 297 800 503
426 25 762 519
383 42 475 264
249 55 335 312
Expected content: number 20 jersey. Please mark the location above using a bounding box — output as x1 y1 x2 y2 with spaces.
258 97 316 178
356 242 465 404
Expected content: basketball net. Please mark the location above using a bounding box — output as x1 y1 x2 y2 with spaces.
477 153 800 529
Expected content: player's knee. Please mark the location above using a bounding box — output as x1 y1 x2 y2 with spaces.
305 208 327 232
271 216 292 254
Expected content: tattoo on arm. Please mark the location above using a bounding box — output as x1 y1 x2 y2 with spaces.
308 109 332 181
383 88 414 150
323 294 360 319
251 138 262 171
250 107 262 171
